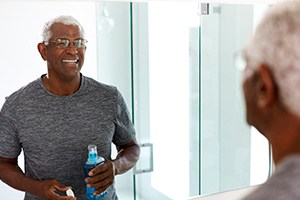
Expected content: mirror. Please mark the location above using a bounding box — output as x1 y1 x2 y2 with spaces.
0 1 271 199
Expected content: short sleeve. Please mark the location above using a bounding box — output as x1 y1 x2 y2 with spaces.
0 110 21 158
112 89 136 146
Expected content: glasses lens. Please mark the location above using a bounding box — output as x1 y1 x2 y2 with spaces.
233 50 246 71
55 39 69 48
74 39 87 48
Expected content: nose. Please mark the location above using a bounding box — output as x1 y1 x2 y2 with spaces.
65 42 78 55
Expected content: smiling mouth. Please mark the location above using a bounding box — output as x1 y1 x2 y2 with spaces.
62 59 79 64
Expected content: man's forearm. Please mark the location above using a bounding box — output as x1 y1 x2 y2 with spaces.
113 141 140 175
0 159 41 197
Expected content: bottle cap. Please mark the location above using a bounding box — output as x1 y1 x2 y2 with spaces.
66 188 75 197
88 144 98 163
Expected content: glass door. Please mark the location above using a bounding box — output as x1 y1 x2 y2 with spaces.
131 2 201 199
199 3 270 195
96 2 271 200
130 2 271 199
200 3 252 194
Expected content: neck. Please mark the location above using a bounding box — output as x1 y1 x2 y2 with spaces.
268 113 300 165
42 74 82 96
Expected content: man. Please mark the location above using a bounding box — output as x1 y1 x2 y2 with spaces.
0 15 140 200
241 1 300 199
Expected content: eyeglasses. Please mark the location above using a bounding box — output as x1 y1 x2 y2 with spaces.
44 38 88 49
233 50 246 71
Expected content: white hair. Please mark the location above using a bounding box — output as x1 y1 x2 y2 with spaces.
42 15 85 41
244 0 300 116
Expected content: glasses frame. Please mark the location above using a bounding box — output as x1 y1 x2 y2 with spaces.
233 50 246 71
44 38 88 49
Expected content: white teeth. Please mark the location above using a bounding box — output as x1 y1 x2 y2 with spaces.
62 59 77 63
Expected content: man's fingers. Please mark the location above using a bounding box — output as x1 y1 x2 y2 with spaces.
53 180 72 192
88 161 109 176
87 169 112 184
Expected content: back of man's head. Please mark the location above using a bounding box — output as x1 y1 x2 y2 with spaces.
244 0 300 117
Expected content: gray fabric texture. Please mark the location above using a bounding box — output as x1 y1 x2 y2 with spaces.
0 75 136 200
243 155 300 200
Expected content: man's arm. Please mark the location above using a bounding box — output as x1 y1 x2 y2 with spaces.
86 138 140 196
113 138 140 175
0 157 76 200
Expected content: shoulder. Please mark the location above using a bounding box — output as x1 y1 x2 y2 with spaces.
244 156 300 200
83 76 119 96
3 78 41 109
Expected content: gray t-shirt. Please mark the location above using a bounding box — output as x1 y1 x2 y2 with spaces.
243 155 300 200
0 75 136 200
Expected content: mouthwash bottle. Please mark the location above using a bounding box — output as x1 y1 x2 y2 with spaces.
83 144 107 200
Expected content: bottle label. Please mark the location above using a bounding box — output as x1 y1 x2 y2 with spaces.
83 160 107 200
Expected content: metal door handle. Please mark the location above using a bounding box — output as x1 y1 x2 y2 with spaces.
133 143 153 174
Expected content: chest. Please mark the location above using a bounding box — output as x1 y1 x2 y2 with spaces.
16 99 116 156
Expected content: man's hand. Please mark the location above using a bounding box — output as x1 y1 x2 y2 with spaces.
37 179 76 200
0 157 76 200
84 160 115 196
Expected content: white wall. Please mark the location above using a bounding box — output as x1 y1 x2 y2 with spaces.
0 1 97 199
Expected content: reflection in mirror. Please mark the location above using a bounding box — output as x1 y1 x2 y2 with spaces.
131 1 201 199
130 2 271 199
0 1 271 200
0 1 98 199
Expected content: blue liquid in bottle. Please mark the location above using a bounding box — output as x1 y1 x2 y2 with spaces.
83 144 107 200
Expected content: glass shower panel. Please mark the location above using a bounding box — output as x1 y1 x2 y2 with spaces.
132 2 200 200
95 2 271 200
200 3 270 196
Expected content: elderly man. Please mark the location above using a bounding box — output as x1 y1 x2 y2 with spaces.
0 15 140 200
242 1 300 199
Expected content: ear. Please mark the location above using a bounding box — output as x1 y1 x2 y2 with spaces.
255 64 277 108
37 43 47 61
